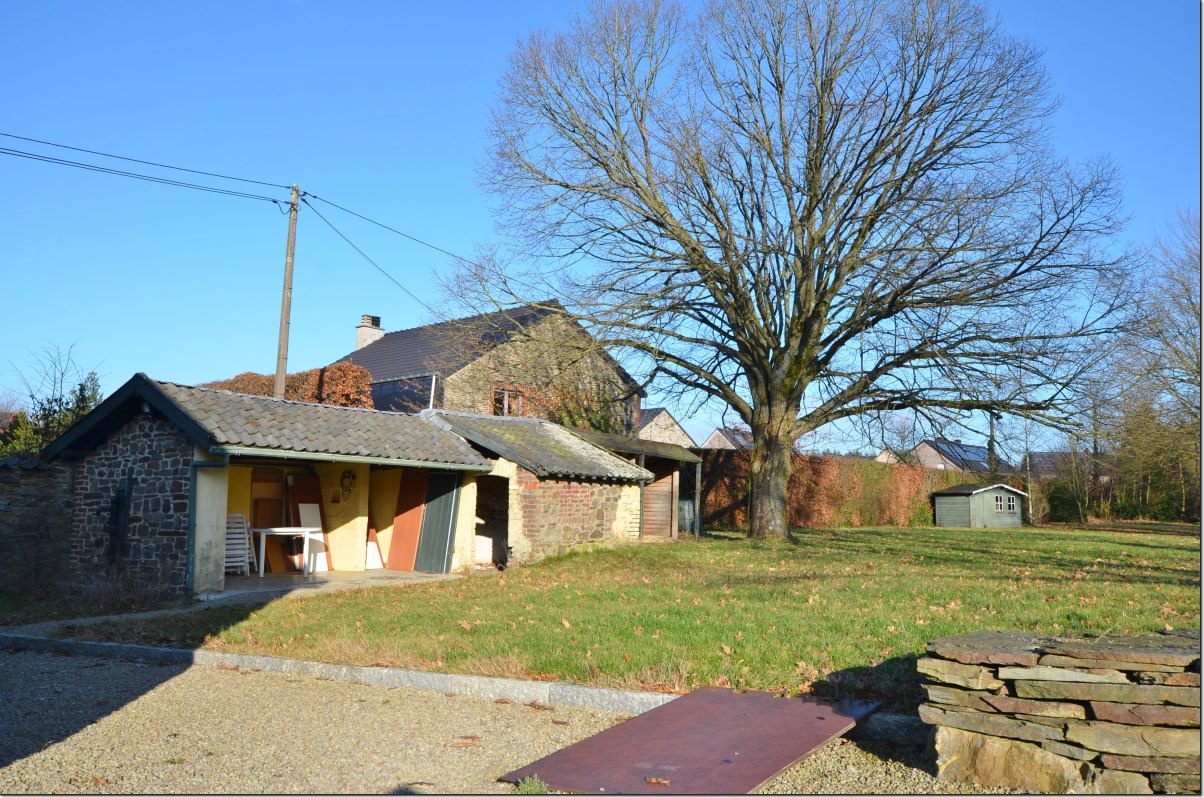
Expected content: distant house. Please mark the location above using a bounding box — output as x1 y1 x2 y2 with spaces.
932 483 1027 528
701 425 753 450
636 407 696 448
334 303 644 433
876 438 1010 474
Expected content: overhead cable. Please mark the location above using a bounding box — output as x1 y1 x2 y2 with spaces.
0 147 284 203
301 197 434 312
0 131 288 189
306 193 472 265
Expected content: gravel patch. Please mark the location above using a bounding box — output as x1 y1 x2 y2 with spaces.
0 649 1015 794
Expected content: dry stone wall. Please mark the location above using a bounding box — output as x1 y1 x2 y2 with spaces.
919 630 1201 794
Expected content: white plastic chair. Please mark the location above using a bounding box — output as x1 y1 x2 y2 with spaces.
225 513 256 575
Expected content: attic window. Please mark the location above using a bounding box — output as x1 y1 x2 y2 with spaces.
493 385 525 417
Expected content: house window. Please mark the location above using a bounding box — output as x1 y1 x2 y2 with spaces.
995 494 1004 512
492 386 525 417
1007 495 1017 513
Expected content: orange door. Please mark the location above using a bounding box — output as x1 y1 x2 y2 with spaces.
387 468 428 571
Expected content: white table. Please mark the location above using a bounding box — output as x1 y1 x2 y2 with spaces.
252 527 322 577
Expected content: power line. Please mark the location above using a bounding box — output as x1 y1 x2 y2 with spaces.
3 132 480 302
0 147 285 203
300 197 435 313
306 193 473 265
0 131 288 189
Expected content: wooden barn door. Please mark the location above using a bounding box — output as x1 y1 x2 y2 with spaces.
413 472 462 574
387 468 428 571
642 460 678 537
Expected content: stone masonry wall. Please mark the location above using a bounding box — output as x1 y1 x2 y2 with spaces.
919 630 1201 794
0 460 74 594
515 467 629 561
69 414 195 599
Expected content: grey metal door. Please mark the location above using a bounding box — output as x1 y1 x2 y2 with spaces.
413 472 461 573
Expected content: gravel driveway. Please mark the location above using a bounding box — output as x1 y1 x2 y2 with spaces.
0 649 1009 793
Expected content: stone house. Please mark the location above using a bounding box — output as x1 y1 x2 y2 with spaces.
40 374 651 599
335 301 645 433
636 407 696 448
700 425 753 450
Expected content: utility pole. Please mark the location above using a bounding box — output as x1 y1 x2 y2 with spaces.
274 184 300 399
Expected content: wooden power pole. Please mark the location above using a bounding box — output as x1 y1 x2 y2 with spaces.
273 184 300 399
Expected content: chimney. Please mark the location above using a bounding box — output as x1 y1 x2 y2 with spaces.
356 314 383 350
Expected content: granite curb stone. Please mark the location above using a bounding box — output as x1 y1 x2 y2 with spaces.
0 630 913 740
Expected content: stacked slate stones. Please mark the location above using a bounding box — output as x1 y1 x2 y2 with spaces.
917 630 1200 794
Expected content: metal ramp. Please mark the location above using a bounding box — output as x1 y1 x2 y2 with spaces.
500 687 880 794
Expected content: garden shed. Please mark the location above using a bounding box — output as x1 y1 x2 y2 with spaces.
931 483 1027 528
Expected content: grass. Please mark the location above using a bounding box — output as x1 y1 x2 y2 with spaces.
38 523 1202 713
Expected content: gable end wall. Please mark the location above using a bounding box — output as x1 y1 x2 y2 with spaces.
69 414 195 598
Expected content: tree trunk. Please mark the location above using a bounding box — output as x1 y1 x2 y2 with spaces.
748 414 795 539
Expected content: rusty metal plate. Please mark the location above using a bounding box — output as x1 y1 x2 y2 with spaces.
500 687 879 794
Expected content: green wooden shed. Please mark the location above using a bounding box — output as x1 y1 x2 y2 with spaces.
932 483 1027 528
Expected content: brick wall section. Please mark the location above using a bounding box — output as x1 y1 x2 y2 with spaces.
918 630 1201 794
0 461 74 594
515 467 628 560
69 414 195 599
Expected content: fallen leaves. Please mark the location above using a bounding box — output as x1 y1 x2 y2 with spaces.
645 777 671 786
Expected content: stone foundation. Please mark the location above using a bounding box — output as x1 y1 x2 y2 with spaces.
919 630 1201 794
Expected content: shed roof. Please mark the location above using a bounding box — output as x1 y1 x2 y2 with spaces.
43 374 493 470
572 428 701 464
931 483 1028 498
422 410 653 482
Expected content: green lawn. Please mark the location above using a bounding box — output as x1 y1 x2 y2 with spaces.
43 524 1202 713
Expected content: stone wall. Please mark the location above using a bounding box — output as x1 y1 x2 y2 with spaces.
0 460 74 594
514 468 632 560
69 414 195 599
919 630 1201 794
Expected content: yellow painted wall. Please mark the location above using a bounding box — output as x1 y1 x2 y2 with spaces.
369 468 402 563
450 473 478 572
314 462 369 571
226 466 254 519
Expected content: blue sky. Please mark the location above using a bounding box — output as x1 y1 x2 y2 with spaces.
2 1 1199 448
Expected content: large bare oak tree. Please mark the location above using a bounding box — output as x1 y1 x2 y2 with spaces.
474 0 1134 538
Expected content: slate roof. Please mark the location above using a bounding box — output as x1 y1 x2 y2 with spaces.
932 483 1027 497
43 374 492 470
336 303 559 382
422 410 653 482
572 427 701 464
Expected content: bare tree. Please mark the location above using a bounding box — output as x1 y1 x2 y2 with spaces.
475 0 1135 538
1132 208 1201 426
